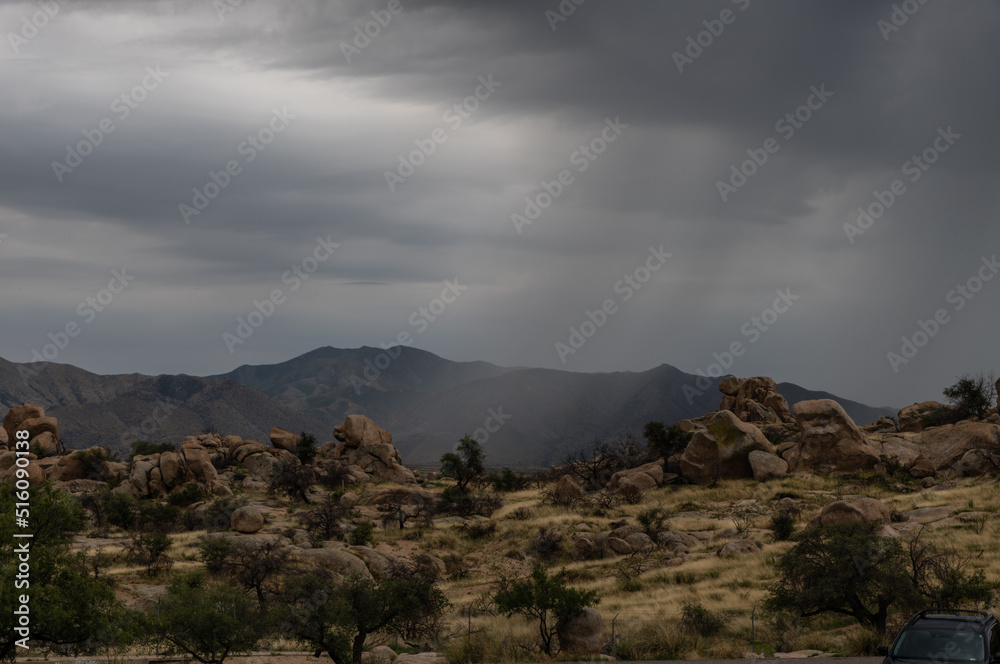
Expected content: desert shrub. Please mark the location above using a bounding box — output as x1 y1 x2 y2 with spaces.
349 520 374 546
268 458 316 503
562 435 644 490
123 532 174 576
295 431 317 464
636 506 671 538
617 484 645 505
769 510 797 541
487 467 530 493
680 601 723 637
136 501 181 533
920 406 962 429
529 528 564 561
205 496 249 531
844 626 886 656
644 421 693 459
507 506 533 521
167 483 205 508
72 447 109 478
199 537 233 574
459 520 498 540
130 440 175 459
298 494 346 540
102 491 140 530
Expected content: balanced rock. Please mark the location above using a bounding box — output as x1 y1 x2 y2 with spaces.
791 400 879 473
269 427 300 453
679 410 772 484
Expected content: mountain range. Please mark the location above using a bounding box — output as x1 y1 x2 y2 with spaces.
0 347 897 467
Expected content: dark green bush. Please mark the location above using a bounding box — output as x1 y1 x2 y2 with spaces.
130 440 176 459
680 601 723 637
349 520 374 546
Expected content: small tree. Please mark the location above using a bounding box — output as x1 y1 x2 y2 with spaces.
211 538 292 607
269 458 316 503
378 489 435 530
299 494 347 540
281 571 449 664
439 435 485 494
150 573 267 664
123 532 174 576
297 432 318 464
493 564 600 655
643 421 692 459
766 523 917 632
943 372 996 419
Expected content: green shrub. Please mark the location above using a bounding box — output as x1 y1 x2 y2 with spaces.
636 506 671 537
680 601 723 637
769 511 797 541
167 483 205 508
349 520 374 546
487 467 529 493
103 491 139 530
199 537 234 573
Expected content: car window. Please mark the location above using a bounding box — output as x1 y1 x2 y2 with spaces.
893 628 986 662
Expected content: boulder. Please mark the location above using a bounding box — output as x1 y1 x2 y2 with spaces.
911 422 1000 472
30 431 60 457
955 449 992 476
608 459 664 490
269 427 300 453
879 437 922 469
53 478 107 494
556 607 604 655
232 441 268 464
791 400 880 472
748 450 787 481
230 506 264 533
718 540 761 557
394 655 445 664
554 474 586 502
334 414 393 448
159 451 185 487
899 401 954 433
808 497 889 528
678 410 772 484
618 472 657 493
624 532 655 551
242 452 283 482
908 458 936 479
1 459 45 485
296 547 373 580
607 537 633 555
180 443 218 485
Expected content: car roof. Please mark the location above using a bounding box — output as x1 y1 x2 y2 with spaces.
906 612 996 629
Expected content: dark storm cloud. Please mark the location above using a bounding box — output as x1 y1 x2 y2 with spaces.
0 0 998 408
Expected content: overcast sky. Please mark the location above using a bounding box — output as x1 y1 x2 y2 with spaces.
1 0 998 410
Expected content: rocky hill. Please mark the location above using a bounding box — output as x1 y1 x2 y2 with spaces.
0 348 897 465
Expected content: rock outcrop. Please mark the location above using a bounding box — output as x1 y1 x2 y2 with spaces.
787 400 880 473
719 376 795 424
3 404 63 455
327 415 415 485
679 410 772 484
898 401 954 433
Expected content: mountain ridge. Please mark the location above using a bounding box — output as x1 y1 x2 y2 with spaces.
0 348 898 465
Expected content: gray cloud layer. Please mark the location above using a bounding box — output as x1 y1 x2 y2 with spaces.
1 0 998 409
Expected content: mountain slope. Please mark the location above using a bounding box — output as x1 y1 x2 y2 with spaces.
0 358 329 454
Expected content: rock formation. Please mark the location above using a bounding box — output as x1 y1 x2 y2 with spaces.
679 410 772 484
719 376 794 424
325 415 415 485
786 400 880 473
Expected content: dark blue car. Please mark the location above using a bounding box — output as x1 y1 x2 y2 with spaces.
879 610 999 663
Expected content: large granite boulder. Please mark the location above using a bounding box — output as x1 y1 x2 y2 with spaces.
912 421 1000 473
269 427 300 453
3 404 62 454
790 400 880 473
808 497 889 528
679 410 772 484
898 401 955 433
748 450 787 481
